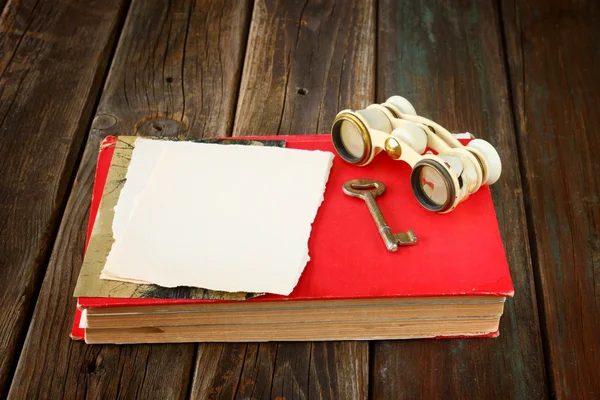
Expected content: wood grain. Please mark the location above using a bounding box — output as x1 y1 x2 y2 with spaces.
94 0 251 139
232 0 375 136
501 0 600 397
8 0 253 398
191 342 369 400
0 0 128 396
371 1 548 398
189 0 374 398
191 343 248 399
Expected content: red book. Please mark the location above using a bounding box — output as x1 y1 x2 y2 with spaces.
72 135 513 341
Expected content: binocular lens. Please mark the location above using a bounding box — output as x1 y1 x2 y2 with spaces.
332 115 370 164
332 108 395 165
411 160 455 212
419 166 449 205
339 120 365 159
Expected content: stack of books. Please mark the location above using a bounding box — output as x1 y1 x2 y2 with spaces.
72 135 513 344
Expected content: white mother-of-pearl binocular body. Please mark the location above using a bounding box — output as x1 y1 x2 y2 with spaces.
331 96 502 213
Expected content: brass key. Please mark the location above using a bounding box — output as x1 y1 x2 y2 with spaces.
343 179 417 252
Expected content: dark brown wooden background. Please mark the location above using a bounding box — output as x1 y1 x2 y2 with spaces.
0 0 598 398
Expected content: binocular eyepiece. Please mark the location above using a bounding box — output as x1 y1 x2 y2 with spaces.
331 96 502 213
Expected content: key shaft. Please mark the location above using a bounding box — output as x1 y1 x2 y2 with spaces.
343 179 417 252
362 193 402 251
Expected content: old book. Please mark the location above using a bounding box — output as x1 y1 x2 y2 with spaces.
72 135 513 343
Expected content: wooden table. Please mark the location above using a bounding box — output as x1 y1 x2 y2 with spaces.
1 0 598 398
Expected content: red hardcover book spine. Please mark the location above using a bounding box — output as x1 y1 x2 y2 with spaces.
71 136 118 339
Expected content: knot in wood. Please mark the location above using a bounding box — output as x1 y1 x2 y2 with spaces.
137 117 186 137
91 114 118 130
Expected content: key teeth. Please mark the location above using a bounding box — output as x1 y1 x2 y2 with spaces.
394 229 418 246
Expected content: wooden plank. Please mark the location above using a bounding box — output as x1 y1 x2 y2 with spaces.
8 0 253 397
191 342 370 400
0 0 129 396
501 0 600 397
232 0 375 136
94 0 251 138
190 0 375 398
371 1 548 398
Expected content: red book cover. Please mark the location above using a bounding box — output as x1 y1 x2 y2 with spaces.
74 135 513 323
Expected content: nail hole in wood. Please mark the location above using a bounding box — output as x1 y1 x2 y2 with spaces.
166 77 173 83
296 87 308 95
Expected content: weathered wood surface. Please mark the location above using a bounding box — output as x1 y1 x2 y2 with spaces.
371 1 548 398
94 0 252 139
0 0 129 396
233 0 375 136
4 0 600 398
190 0 374 398
8 0 253 398
191 342 369 399
501 0 600 397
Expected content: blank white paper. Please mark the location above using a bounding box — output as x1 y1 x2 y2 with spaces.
101 139 334 295
112 139 179 241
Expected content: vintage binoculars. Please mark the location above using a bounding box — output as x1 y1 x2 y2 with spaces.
331 96 502 213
